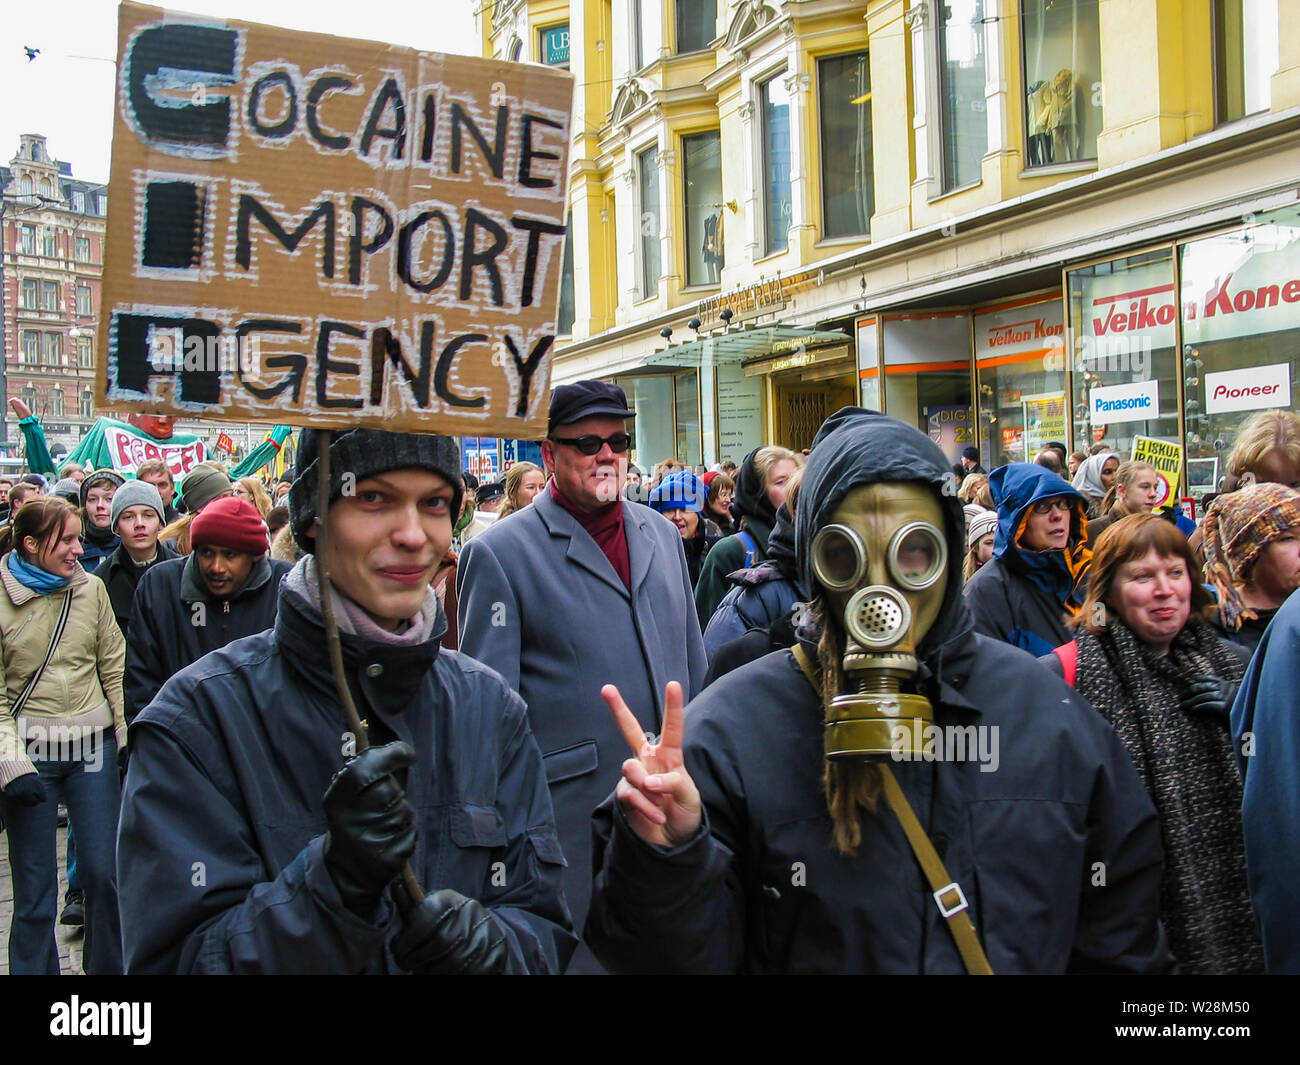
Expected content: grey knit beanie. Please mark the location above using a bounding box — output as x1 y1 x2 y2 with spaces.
289 428 464 553
180 465 232 514
111 479 166 529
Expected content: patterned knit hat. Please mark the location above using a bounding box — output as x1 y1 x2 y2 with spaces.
1203 482 1300 629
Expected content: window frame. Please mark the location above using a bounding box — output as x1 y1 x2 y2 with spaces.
20 279 37 310
635 143 662 301
932 0 990 195
674 0 716 55
817 49 875 240
681 129 724 287
758 69 793 258
76 282 92 316
21 331 39 364
75 235 91 262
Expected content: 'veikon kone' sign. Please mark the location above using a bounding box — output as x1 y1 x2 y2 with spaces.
98 2 574 436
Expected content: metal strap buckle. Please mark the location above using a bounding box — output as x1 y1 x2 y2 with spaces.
933 882 969 919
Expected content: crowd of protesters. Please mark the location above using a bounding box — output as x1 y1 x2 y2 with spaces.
2 396 1300 975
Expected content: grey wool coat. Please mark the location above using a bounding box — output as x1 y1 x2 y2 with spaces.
457 488 707 972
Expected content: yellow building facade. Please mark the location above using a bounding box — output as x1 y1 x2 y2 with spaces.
485 0 1300 506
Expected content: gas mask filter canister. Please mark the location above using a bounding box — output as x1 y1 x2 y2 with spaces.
810 483 949 760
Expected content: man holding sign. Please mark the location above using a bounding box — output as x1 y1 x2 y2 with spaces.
117 429 574 973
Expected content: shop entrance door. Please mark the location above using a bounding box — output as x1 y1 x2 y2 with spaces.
775 380 855 451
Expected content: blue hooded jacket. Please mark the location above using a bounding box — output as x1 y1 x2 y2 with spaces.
963 463 1091 656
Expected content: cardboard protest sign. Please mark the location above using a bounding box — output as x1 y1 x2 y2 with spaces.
1131 435 1183 508
99 3 574 437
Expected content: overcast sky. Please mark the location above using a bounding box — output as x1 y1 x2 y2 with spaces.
2 0 483 185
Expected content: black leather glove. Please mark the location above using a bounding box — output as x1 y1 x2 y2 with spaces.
392 889 509 975
3 773 47 807
117 745 129 779
1181 676 1239 721
322 742 418 918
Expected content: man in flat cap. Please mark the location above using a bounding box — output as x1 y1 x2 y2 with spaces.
457 380 706 972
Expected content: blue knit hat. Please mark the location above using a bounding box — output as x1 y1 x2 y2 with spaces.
648 471 706 513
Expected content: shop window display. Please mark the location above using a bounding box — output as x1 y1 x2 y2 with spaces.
1180 205 1300 499
974 296 1067 467
1021 0 1101 166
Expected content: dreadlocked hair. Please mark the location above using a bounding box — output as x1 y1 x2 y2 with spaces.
816 601 883 856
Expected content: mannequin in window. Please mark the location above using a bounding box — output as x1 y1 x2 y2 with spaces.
1048 69 1078 163
702 210 724 283
1026 80 1054 166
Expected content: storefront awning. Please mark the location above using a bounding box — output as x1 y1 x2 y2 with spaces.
644 327 852 369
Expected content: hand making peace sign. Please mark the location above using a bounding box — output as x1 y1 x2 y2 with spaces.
602 681 702 848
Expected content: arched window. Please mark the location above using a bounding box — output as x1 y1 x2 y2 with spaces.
50 389 64 418
80 390 94 419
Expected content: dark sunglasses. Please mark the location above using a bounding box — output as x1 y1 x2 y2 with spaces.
549 432 633 456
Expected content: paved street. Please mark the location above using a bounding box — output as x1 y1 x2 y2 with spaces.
0 821 85 975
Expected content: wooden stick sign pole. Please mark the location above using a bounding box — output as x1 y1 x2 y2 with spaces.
314 429 426 910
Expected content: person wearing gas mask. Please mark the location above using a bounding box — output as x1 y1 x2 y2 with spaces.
963 463 1092 657
585 409 1170 974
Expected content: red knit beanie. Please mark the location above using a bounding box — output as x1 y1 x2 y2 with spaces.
190 496 268 556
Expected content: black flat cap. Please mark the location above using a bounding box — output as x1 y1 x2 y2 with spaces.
548 380 635 433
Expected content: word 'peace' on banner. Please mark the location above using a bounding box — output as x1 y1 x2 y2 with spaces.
98 1 575 437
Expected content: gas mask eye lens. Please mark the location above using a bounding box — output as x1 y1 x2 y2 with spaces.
811 524 866 590
888 522 947 590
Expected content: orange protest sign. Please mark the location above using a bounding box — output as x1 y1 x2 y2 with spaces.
98 3 574 438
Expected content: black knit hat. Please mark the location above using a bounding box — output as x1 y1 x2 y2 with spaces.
288 428 463 553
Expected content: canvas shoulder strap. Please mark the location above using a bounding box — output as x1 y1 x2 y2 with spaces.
789 643 994 975
9 588 74 719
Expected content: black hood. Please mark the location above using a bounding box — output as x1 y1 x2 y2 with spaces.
732 447 778 531
797 407 970 659
765 503 801 588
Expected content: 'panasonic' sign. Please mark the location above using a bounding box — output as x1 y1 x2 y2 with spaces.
1090 380 1161 424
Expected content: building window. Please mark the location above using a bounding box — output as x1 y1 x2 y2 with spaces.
676 0 716 53
819 51 874 238
75 235 91 262
19 177 33 198
41 229 57 257
637 145 662 300
20 279 37 309
80 390 94 419
683 131 723 286
1021 0 1101 167
50 389 65 419
19 224 36 254
1215 0 1279 123
76 283 92 315
96 194 107 215
41 281 59 311
78 335 93 368
937 0 988 191
42 332 61 363
557 211 576 335
633 0 660 69
540 23 570 68
760 73 792 256
22 387 37 412
21 331 39 364
72 189 85 212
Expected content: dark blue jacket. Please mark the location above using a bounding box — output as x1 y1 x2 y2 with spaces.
701 504 804 660
118 570 574 974
1232 590 1300 973
125 553 292 721
963 463 1090 656
587 409 1169 974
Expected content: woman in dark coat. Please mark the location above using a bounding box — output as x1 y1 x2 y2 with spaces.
1041 513 1263 974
